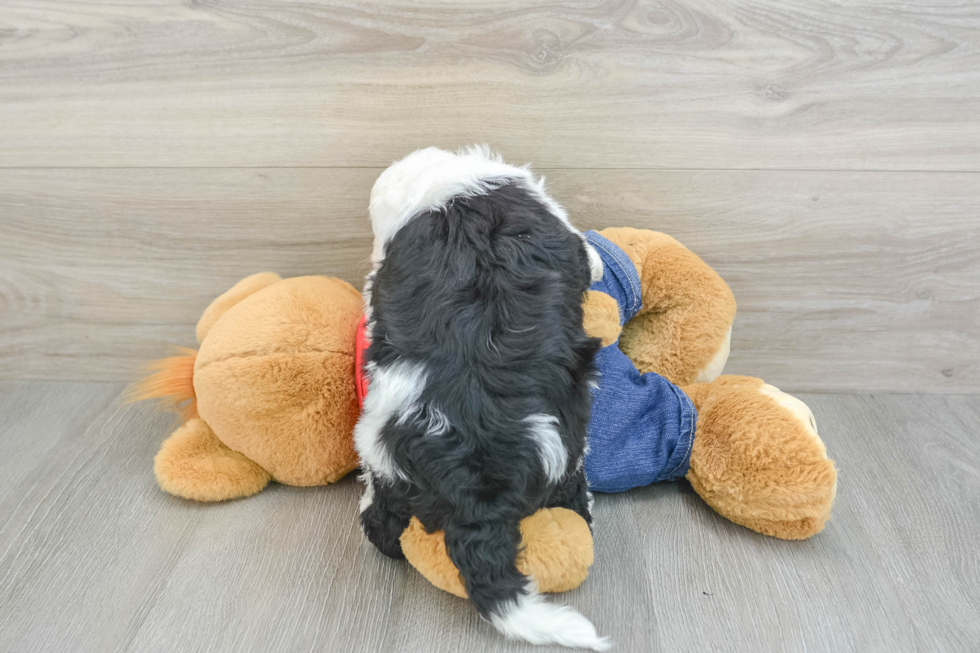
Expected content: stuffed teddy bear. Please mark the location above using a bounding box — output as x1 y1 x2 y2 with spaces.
134 227 836 597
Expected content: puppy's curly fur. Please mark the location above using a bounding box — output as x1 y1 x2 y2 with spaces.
355 147 609 650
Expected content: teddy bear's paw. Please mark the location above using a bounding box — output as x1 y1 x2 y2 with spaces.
154 418 272 501
400 508 594 598
683 376 837 540
582 290 622 348
758 383 820 440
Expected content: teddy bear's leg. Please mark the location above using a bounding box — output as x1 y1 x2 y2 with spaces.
154 418 272 501
681 376 837 540
195 272 282 343
400 508 595 598
598 228 736 387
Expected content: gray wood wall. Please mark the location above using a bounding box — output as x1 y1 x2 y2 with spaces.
2 0 978 393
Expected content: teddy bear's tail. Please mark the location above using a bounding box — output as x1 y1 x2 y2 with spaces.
129 347 198 423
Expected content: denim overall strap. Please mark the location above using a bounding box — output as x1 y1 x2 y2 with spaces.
582 231 697 493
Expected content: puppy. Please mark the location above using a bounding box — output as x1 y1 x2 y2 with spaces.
355 146 609 650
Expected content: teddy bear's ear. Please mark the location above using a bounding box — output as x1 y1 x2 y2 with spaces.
582 290 621 348
196 272 282 343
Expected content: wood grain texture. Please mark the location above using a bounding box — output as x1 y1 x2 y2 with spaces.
2 168 978 392
1 0 978 169
1 382 978 652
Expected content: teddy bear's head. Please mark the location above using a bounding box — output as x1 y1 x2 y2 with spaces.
193 276 363 486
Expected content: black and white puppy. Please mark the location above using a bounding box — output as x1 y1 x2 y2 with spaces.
355 146 609 650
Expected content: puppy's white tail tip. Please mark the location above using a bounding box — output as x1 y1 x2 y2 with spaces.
489 590 612 650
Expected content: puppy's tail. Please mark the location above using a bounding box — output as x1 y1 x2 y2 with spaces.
444 518 611 650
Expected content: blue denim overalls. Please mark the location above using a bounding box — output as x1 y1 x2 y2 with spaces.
583 231 698 493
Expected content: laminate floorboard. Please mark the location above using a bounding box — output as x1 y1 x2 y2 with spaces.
2 168 977 392
1 382 977 652
1 0 978 169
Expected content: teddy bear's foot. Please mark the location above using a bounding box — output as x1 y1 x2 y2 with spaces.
154 418 272 501
400 508 594 598
682 376 837 540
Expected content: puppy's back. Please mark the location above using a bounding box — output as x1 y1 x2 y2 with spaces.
371 180 595 413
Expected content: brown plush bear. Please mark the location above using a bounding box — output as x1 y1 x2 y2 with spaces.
134 228 836 596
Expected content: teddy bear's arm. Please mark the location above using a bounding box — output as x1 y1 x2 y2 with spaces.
598 228 735 386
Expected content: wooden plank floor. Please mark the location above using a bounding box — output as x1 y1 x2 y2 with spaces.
1 381 977 652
